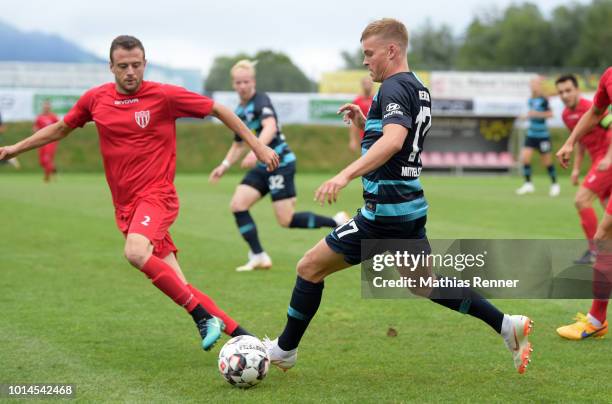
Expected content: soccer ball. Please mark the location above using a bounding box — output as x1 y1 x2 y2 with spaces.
218 335 270 388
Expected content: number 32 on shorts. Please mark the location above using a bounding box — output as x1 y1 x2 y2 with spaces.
336 219 359 238
268 175 285 190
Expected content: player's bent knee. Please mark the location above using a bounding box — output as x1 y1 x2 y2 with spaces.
277 215 292 228
124 242 151 269
575 196 589 210
296 253 321 282
229 199 244 213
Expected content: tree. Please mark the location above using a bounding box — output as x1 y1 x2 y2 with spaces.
495 3 555 68
549 2 587 67
204 50 315 92
340 48 365 70
456 17 501 69
409 19 458 69
457 3 556 69
567 0 612 69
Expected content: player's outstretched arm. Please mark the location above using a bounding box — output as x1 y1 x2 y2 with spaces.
557 105 606 168
338 103 366 130
598 129 612 172
571 144 584 186
348 123 360 152
211 102 279 172
241 117 277 169
0 120 73 161
209 141 246 184
315 123 407 205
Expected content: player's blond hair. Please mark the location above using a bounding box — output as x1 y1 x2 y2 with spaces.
231 59 257 77
360 18 409 52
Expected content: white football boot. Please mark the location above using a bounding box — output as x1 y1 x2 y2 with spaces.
549 183 561 197
501 315 534 374
263 337 297 371
516 182 535 195
236 251 272 272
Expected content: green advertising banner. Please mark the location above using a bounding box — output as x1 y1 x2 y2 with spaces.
33 94 80 115
308 98 351 123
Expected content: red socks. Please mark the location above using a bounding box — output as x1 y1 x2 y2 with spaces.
139 256 240 334
589 255 612 323
578 208 598 252
141 255 199 312
187 284 238 335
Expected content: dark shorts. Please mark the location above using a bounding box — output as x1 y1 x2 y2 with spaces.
524 137 552 154
241 162 297 201
325 211 429 265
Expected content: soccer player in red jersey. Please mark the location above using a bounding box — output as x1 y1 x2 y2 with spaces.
557 67 612 340
0 35 280 351
348 76 374 152
556 74 612 265
34 100 60 182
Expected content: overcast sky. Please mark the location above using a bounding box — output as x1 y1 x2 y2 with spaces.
4 0 591 79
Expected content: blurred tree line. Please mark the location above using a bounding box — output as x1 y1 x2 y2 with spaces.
344 0 611 71
204 50 316 92
205 0 611 92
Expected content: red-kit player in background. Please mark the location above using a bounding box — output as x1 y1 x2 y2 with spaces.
556 74 612 266
348 76 374 152
557 67 612 340
0 35 280 352
35 100 60 182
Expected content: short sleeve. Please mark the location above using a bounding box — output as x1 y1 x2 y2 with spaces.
380 81 413 130
594 68 612 110
255 93 276 120
63 89 94 128
163 84 214 119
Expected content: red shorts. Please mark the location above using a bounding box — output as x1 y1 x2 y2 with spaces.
38 142 58 170
115 194 179 258
583 162 612 206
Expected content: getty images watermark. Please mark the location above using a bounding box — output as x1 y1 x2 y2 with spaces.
361 239 612 299
370 249 518 289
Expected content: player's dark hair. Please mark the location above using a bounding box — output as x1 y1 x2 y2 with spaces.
109 35 145 62
555 74 578 88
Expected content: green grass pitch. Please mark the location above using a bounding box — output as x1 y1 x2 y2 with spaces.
1 173 611 402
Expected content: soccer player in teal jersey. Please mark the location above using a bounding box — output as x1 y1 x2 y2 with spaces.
209 60 349 272
516 76 560 196
264 18 533 374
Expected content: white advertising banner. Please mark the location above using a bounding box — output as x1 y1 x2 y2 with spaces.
430 72 536 99
0 86 588 130
0 89 35 122
212 92 352 125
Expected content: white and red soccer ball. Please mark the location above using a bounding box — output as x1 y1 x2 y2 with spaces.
218 335 270 388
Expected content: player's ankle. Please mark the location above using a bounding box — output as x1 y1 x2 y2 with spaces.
587 313 604 327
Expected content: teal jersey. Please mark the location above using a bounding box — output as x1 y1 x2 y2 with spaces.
234 92 295 167
527 96 551 139
360 72 431 223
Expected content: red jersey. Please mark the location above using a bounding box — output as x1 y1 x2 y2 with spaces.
353 94 373 139
562 97 611 162
63 81 214 208
35 112 59 129
594 67 612 110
